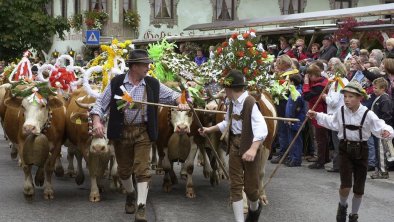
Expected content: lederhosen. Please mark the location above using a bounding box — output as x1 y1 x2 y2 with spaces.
338 106 369 195
227 98 262 203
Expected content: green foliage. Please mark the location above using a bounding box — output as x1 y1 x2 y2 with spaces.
69 13 83 31
0 0 70 61
124 10 140 30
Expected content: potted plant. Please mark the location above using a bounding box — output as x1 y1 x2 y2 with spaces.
123 10 140 31
84 10 109 30
69 13 83 31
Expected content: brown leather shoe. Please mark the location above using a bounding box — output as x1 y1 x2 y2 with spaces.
135 204 147 222
125 192 136 214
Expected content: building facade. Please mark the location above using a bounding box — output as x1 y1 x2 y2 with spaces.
50 0 388 56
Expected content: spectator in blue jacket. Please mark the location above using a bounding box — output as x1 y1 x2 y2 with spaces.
285 74 306 167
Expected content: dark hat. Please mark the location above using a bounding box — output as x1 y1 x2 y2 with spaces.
222 69 247 88
340 38 349 44
126 49 153 64
323 35 333 41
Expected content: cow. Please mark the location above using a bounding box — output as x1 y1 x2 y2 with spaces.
0 83 66 200
156 106 204 198
65 87 120 202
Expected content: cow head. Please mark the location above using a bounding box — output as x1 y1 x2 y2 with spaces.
170 108 193 134
5 95 63 136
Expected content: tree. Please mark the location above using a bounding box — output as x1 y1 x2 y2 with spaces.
0 0 70 61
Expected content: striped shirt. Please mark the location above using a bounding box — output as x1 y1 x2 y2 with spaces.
91 74 180 124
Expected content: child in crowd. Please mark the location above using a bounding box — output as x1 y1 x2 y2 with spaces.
307 81 394 222
303 63 329 169
370 77 393 179
284 74 306 167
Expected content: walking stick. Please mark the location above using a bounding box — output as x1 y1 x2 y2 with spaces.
263 80 332 190
179 84 230 180
131 100 300 122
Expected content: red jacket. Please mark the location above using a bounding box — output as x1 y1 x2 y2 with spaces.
303 77 328 128
287 49 308 61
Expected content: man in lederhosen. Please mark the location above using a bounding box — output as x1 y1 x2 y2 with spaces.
91 49 189 222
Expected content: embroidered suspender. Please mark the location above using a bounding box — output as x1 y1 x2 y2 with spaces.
341 106 369 141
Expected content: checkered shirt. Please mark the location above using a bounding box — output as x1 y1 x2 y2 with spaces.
91 74 180 124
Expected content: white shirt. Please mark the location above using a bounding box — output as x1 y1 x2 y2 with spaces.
325 77 349 115
217 91 268 142
316 105 394 141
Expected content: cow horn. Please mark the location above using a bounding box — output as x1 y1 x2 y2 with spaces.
75 99 95 109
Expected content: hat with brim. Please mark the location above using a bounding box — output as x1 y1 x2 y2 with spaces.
340 81 368 99
126 49 153 64
222 69 248 88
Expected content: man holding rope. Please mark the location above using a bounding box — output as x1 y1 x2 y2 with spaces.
199 69 267 222
90 49 189 222
307 81 393 222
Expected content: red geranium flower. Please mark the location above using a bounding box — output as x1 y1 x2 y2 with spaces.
222 42 228 47
246 41 254 48
243 32 250 39
231 32 239 39
262 51 268 58
236 51 244 57
243 67 249 74
217 47 223 54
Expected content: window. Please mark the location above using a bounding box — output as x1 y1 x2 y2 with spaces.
154 0 173 19
44 0 53 16
329 0 358 10
216 0 234 20
61 0 67 17
279 0 306 15
149 0 179 27
75 0 81 14
124 0 133 12
89 0 107 12
335 0 351 9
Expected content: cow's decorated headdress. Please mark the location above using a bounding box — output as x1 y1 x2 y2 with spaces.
10 81 57 105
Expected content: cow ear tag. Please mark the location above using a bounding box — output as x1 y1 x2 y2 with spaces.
76 118 82 125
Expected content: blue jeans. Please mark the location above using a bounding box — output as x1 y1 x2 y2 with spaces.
367 136 376 167
288 127 303 164
278 121 289 156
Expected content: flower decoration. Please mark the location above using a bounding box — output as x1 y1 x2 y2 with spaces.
84 10 109 30
69 13 83 31
11 81 57 104
87 39 132 90
49 67 77 91
210 29 275 90
265 80 288 105
124 10 141 30
114 85 134 111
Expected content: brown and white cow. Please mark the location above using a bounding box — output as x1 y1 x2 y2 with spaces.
65 87 120 202
156 106 206 198
0 83 66 200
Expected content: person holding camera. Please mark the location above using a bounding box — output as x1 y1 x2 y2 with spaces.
287 38 308 62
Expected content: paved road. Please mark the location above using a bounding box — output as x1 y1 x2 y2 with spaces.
0 129 393 222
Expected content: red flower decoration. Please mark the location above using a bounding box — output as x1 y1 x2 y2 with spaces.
262 51 268 58
236 51 244 57
222 42 229 47
243 67 249 74
246 41 254 48
217 47 223 54
279 79 286 85
231 32 239 39
243 33 250 39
